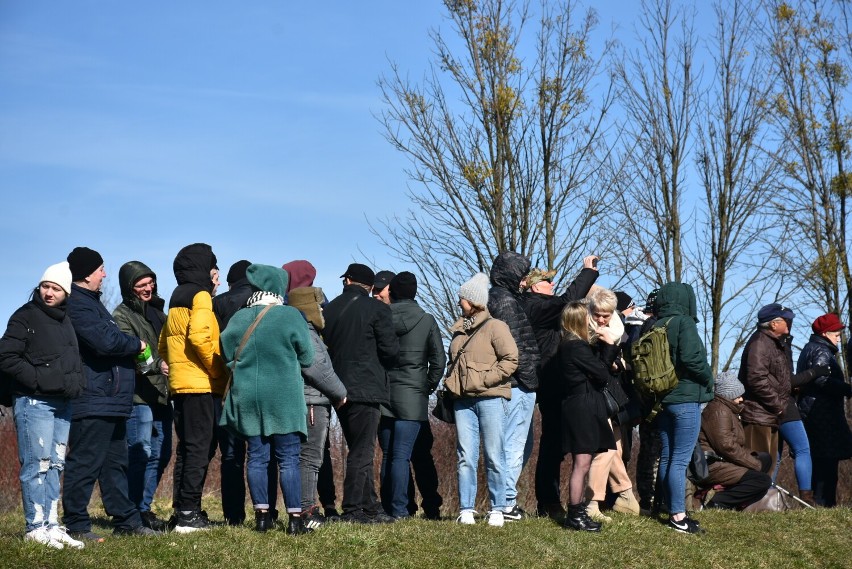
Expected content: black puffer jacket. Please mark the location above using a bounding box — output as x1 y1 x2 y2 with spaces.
488 252 540 391
322 284 399 404
796 334 852 459
0 291 85 399
112 261 169 410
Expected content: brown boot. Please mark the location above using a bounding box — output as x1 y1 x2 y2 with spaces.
613 489 641 515
799 490 817 508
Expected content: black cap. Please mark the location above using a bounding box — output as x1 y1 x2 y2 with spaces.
340 263 374 286
757 303 795 323
67 247 104 282
390 271 417 301
615 291 634 312
374 270 396 290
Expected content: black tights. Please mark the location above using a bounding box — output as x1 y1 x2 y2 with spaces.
569 453 593 505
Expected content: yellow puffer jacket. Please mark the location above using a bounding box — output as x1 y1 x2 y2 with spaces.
159 290 229 395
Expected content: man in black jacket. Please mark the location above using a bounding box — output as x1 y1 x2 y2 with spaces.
522 256 599 517
323 263 399 523
488 251 540 520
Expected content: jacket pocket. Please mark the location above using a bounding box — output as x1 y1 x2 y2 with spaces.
459 359 495 394
28 354 65 394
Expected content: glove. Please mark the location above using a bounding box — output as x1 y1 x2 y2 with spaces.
753 451 773 473
812 365 831 378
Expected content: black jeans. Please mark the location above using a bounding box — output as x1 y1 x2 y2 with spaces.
535 400 564 509
172 393 216 512
708 470 772 509
338 402 381 515
812 456 840 507
407 420 442 516
62 416 141 532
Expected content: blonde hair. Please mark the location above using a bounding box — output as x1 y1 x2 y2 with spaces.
561 300 591 342
589 288 617 314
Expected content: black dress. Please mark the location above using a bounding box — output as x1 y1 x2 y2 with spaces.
558 338 618 454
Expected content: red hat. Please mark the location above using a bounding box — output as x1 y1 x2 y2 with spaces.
812 313 844 334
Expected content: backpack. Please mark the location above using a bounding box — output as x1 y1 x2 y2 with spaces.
630 316 678 421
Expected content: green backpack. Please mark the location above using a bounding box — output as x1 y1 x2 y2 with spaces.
630 317 679 421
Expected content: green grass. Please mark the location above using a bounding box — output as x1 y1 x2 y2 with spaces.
0 503 850 569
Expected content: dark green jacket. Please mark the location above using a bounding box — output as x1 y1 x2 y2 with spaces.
112 261 169 410
381 299 446 421
654 282 714 405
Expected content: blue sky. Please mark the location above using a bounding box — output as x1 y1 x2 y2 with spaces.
0 1 645 323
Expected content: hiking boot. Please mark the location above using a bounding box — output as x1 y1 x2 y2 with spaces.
799 490 817 508
613 489 641 515
286 514 312 535
586 500 612 523
502 505 526 521
48 526 85 549
302 506 326 530
173 511 211 534
254 510 273 533
114 525 161 537
667 516 705 535
563 503 601 533
456 510 476 525
25 527 64 549
486 510 504 527
69 530 106 543
140 511 168 532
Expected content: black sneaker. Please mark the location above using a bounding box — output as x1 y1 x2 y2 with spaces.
503 505 526 521
69 530 105 543
323 507 341 522
173 511 211 534
302 506 326 530
114 524 161 537
667 516 705 535
368 511 397 524
140 511 167 532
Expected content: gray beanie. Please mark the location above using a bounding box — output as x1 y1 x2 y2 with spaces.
458 272 489 309
715 370 745 400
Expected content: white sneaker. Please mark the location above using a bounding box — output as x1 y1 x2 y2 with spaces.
486 510 504 527
25 527 64 549
456 510 476 525
48 526 85 549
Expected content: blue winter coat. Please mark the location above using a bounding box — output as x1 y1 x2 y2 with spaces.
67 284 141 419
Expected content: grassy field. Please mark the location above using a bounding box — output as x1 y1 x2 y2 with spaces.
0 502 849 569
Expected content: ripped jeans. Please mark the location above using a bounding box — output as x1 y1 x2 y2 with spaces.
13 395 71 532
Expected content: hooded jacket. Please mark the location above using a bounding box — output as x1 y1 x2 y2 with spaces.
0 289 85 400
219 264 314 437
653 282 714 405
159 243 228 395
382 299 446 421
488 252 540 391
67 283 142 418
112 261 169 410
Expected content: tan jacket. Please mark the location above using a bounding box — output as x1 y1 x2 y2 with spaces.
443 309 518 399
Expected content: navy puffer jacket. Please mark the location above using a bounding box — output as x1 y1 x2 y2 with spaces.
488 252 540 391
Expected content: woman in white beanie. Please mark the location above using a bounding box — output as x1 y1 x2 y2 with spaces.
443 273 518 527
0 262 87 549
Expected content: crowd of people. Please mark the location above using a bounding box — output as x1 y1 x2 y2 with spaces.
1 244 850 548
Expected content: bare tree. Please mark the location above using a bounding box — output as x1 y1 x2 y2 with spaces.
693 0 781 374
375 0 616 325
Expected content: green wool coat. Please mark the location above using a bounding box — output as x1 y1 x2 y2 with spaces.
219 264 314 438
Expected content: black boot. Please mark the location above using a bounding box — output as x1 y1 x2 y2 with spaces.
286 514 312 535
563 503 601 532
254 510 273 533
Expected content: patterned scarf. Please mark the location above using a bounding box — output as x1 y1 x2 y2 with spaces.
462 314 478 331
246 291 284 308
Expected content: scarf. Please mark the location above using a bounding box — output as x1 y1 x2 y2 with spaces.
246 291 284 308
462 315 477 331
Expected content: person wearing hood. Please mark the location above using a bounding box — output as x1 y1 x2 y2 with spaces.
220 264 315 535
112 261 170 532
697 371 772 509
159 243 228 533
378 272 446 520
521 256 599 518
487 251 540 521
796 313 852 507
0 262 87 549
652 282 713 534
60 247 158 541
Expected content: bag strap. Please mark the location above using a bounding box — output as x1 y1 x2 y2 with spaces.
224 304 275 396
444 317 492 379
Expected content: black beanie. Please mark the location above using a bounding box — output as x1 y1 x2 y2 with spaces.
226 260 251 285
67 247 104 282
390 271 417 301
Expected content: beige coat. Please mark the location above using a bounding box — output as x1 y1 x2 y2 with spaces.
443 309 518 399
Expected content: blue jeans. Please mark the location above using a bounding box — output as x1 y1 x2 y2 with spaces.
127 404 173 512
503 386 536 508
778 420 812 491
454 396 507 512
657 402 701 515
13 395 71 532
378 417 421 518
246 433 302 513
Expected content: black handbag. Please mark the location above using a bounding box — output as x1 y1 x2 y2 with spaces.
601 386 620 418
432 389 455 424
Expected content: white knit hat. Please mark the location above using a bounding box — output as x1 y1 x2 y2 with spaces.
458 272 490 309
40 261 72 296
